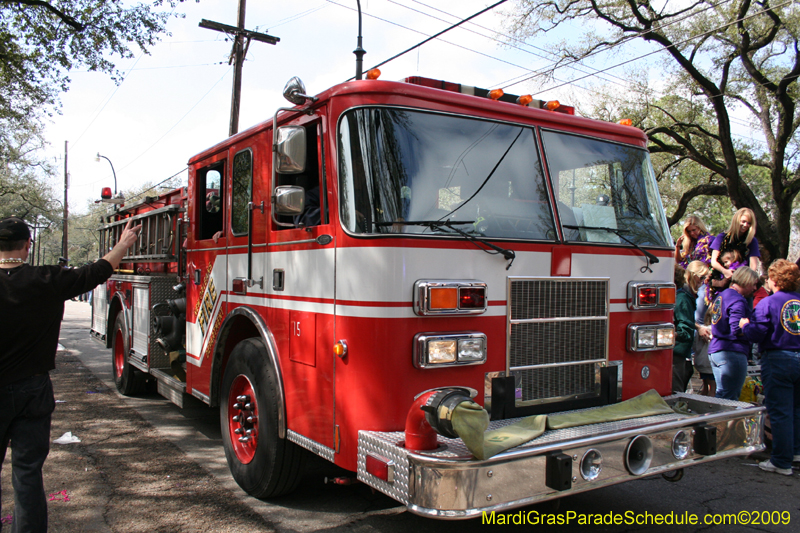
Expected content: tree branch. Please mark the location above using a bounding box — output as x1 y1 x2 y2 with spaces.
647 127 727 175
3 0 85 31
667 183 729 226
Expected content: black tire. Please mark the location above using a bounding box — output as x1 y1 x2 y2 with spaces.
111 313 146 395
220 338 307 498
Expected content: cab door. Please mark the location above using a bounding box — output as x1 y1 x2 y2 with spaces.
266 112 336 450
186 157 228 395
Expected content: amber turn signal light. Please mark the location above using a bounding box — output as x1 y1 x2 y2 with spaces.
429 288 458 310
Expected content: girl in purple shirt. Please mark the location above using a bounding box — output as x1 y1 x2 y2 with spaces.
708 267 758 401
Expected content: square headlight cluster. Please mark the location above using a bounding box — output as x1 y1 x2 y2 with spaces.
627 282 676 310
628 323 675 352
413 280 487 316
414 333 487 368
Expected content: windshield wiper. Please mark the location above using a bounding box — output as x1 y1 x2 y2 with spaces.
375 220 516 270
563 224 659 273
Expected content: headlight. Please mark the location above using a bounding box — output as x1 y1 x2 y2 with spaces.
428 340 457 364
457 338 485 361
628 323 675 352
657 327 675 347
414 333 487 368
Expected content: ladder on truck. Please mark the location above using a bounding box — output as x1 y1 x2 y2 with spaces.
99 204 183 263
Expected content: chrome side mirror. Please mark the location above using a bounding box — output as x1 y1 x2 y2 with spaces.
273 186 305 216
275 126 306 174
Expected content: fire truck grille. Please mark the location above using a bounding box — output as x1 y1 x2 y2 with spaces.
508 278 608 405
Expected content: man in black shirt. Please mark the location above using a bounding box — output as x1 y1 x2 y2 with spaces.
0 216 141 533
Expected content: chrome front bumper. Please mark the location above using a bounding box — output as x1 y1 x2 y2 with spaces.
357 394 764 519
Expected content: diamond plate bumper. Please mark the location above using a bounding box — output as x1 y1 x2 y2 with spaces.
357 393 764 519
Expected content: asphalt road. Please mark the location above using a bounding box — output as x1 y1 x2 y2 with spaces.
57 301 798 532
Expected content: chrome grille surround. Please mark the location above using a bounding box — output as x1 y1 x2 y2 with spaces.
507 277 609 406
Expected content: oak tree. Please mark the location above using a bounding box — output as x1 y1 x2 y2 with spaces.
505 0 799 258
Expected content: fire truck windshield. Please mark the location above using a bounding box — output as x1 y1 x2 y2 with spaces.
338 107 556 240
542 130 671 247
338 107 670 248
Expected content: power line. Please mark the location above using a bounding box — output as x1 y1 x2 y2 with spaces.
345 0 762 141
68 51 147 151
334 0 511 80
118 66 233 174
125 167 189 204
394 0 627 89
500 0 793 93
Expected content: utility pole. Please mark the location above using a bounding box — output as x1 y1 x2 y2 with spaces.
62 140 69 262
200 0 280 137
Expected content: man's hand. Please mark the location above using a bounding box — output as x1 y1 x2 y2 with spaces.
118 220 142 249
103 220 142 270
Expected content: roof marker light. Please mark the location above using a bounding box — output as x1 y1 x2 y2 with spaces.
618 118 633 126
517 94 533 106
489 88 504 100
366 68 381 80
545 100 561 111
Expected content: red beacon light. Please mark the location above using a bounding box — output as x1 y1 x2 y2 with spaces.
101 187 113 200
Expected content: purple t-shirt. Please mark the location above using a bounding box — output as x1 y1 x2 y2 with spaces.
710 232 760 259
709 288 752 355
742 291 800 352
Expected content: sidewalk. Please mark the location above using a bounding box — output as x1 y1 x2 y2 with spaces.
1 313 275 532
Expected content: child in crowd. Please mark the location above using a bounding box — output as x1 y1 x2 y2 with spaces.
707 250 744 303
753 273 772 308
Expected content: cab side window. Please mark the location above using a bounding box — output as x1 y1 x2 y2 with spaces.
275 123 325 229
231 150 252 236
198 163 225 240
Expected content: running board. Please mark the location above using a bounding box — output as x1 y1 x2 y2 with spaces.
150 368 186 408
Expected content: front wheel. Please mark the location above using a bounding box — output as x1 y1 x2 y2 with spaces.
111 314 145 395
220 338 307 498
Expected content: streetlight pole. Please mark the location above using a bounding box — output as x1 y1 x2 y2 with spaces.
63 141 69 261
354 0 366 80
95 153 118 195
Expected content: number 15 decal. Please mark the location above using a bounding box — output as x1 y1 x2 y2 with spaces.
289 311 316 367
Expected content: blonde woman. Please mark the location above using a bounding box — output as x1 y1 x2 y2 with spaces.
710 208 761 279
674 215 712 269
673 260 710 392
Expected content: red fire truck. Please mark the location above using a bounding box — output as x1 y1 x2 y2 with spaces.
91 74 764 519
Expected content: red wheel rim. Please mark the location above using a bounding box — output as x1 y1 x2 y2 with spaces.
227 375 258 464
114 328 125 379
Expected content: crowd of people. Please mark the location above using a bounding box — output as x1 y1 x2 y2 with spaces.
672 208 800 477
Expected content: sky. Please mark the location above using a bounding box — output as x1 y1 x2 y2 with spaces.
41 0 764 216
